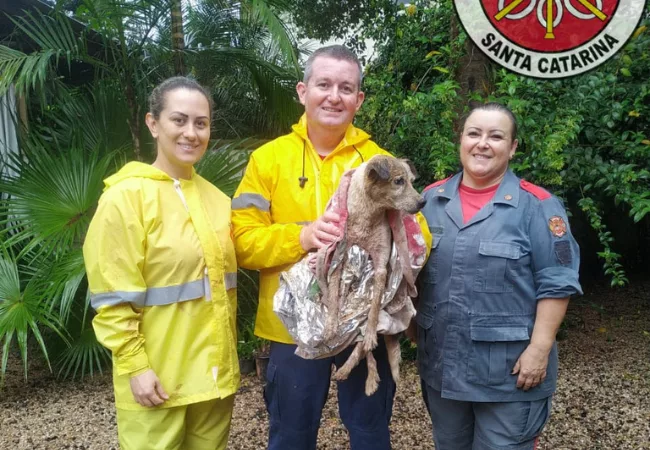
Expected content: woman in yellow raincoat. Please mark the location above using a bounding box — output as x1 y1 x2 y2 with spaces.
83 77 239 450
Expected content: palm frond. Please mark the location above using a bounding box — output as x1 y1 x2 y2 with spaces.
196 138 261 196
24 248 87 324
54 308 110 380
0 46 56 96
33 80 133 154
0 252 67 386
244 0 300 71
10 11 82 61
1 142 115 256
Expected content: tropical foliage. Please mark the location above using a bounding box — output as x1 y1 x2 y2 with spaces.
353 0 650 287
0 0 300 383
2 0 649 385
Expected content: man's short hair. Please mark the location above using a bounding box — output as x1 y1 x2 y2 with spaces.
303 45 363 89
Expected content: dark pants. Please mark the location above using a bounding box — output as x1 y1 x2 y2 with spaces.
421 380 552 450
264 340 396 450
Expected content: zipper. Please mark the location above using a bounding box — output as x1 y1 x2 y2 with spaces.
173 179 189 212
174 178 220 395
203 266 212 302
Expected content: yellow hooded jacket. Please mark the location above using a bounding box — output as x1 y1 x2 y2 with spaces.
84 162 239 411
232 115 432 343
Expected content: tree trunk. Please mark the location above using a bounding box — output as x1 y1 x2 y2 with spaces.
171 0 186 76
17 92 28 133
450 14 493 132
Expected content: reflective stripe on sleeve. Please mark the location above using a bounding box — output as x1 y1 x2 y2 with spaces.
91 290 147 310
91 277 212 309
225 272 237 290
232 193 270 211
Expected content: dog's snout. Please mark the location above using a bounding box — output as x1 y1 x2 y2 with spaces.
405 196 426 214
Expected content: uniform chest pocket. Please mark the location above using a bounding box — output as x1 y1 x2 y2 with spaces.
473 240 528 293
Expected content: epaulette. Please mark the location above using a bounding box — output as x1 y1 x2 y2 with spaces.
519 180 551 200
423 176 452 193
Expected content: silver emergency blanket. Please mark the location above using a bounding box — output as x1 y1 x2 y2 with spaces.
273 242 420 359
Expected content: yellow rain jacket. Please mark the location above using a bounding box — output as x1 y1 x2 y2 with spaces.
84 162 239 411
232 115 432 343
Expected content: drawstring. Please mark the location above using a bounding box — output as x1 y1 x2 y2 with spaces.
298 141 364 189
299 141 308 188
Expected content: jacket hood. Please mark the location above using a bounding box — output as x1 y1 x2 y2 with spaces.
291 114 371 147
104 162 195 190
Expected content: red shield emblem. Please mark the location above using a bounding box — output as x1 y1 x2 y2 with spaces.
482 0 618 52
548 216 567 238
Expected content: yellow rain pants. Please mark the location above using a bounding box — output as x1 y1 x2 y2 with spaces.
116 395 236 450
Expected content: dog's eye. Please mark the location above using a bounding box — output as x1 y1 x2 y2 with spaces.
393 178 405 186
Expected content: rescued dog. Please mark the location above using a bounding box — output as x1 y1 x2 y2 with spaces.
318 155 425 395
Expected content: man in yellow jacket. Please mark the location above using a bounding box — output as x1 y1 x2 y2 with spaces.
232 45 431 450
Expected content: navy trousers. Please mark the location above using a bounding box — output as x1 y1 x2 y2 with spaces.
421 380 552 450
264 340 396 450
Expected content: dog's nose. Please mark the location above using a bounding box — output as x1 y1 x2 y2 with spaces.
417 198 426 210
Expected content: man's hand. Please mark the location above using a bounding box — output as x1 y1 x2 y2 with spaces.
130 369 169 407
299 210 342 251
512 345 550 391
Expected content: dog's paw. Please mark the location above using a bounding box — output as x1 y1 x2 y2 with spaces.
322 316 339 342
363 333 378 352
322 326 336 343
364 371 380 396
333 367 350 382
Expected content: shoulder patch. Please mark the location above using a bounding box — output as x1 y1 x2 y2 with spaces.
519 180 552 200
424 176 452 193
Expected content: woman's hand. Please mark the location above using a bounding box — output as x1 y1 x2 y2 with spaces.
511 345 550 391
130 369 169 407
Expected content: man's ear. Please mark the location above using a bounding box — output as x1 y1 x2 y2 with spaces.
402 159 418 179
355 90 365 111
367 157 391 183
145 113 158 139
296 82 307 106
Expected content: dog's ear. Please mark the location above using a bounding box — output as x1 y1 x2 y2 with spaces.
367 157 391 183
402 159 418 179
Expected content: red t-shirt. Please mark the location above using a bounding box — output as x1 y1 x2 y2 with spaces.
459 183 499 223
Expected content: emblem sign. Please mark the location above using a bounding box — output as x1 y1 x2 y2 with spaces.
454 0 647 78
548 216 567 237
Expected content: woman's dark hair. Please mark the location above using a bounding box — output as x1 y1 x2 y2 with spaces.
461 102 518 141
148 76 214 120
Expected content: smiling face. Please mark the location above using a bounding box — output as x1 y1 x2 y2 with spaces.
145 88 211 179
296 56 365 135
459 109 518 189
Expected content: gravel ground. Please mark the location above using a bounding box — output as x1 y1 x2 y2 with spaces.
1 281 649 449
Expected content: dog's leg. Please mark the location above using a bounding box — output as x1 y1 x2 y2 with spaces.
363 267 387 352
364 350 380 396
333 342 365 381
322 263 344 342
383 334 401 384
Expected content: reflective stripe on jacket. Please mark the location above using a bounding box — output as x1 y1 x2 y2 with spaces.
232 114 432 343
83 162 239 411
418 170 582 402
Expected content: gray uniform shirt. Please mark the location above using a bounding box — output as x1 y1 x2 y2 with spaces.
418 170 582 402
